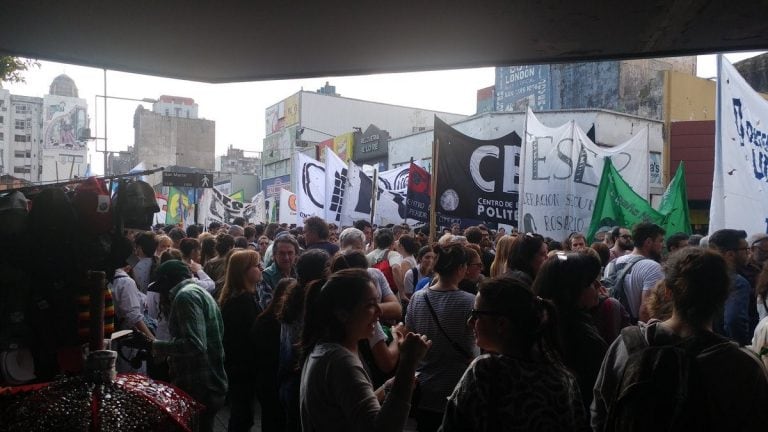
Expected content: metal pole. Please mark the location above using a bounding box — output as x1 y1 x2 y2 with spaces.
103 68 108 176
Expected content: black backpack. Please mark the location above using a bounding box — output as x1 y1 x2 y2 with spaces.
602 256 647 323
604 326 727 432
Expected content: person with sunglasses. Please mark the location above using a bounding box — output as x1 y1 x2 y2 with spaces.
441 276 587 432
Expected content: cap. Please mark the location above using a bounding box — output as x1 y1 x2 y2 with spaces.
149 260 192 292
748 233 768 247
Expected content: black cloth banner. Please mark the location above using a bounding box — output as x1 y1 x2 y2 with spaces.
434 116 520 226
406 162 430 223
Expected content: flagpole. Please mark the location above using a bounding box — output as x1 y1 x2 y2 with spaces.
519 107 530 233
370 168 378 227
710 53 725 235
429 130 439 244
404 157 414 226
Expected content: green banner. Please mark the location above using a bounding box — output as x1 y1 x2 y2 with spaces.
587 159 691 242
657 162 692 236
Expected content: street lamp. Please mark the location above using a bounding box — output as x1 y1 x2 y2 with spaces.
89 74 157 175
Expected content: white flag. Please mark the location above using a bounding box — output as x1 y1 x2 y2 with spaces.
710 57 768 235
341 161 374 226
324 147 348 224
521 108 649 240
279 188 297 224
251 191 266 224
293 152 325 226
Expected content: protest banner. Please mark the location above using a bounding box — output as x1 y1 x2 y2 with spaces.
251 191 266 224
340 161 375 227
198 186 260 227
434 116 521 227
376 164 409 225
293 152 325 225
586 159 691 242
324 147 348 224
279 188 297 224
166 186 192 226
522 108 648 241
710 56 768 235
155 193 167 226
407 162 431 223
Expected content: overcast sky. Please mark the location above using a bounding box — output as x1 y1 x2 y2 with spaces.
4 51 764 175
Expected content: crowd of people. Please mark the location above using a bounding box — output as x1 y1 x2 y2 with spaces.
114 216 768 432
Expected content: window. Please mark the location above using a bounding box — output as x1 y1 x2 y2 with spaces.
14 134 27 142
165 109 169 116
0 132 3 141
13 166 31 174
15 104 29 114
14 119 25 130
175 107 181 117
14 150 31 158
0 115 4 124
59 155 84 163
186 110 190 118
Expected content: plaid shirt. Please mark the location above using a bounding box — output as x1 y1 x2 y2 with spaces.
153 279 228 401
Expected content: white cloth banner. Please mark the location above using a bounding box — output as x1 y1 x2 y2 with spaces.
198 186 261 227
265 195 278 223
710 57 768 235
293 152 325 225
324 147 348 224
279 188 297 224
375 165 409 226
341 161 375 226
522 108 649 240
251 191 266 225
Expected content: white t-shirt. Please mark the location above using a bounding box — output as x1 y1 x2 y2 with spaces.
367 249 403 268
608 254 664 318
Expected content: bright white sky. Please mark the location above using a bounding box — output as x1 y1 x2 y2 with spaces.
4 51 764 175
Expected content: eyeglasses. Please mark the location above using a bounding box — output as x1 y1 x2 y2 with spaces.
468 309 507 320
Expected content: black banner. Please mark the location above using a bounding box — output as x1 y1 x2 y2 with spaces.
434 116 520 226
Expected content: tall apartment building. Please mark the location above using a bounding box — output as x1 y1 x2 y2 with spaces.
0 74 89 183
216 145 260 175
132 97 214 187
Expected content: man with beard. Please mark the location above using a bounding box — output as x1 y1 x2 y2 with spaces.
709 229 753 345
608 226 633 262
741 233 768 331
606 223 665 323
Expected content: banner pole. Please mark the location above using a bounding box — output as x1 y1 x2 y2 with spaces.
370 168 378 227
710 53 724 235
519 108 530 233
430 130 439 244
404 156 414 226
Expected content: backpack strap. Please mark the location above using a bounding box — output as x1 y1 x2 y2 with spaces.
621 326 648 355
611 256 649 322
423 291 473 361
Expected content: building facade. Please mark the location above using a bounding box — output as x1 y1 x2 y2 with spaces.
133 102 215 187
0 74 89 183
494 57 697 120
261 88 468 198
216 144 260 175
152 95 198 119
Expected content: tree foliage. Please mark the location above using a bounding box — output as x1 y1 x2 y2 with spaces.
0 56 40 87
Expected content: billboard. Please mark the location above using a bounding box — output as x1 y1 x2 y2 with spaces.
318 132 355 163
43 95 88 150
262 174 291 199
262 125 295 165
495 65 551 112
283 93 300 127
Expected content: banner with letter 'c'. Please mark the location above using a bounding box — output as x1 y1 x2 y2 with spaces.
434 116 521 227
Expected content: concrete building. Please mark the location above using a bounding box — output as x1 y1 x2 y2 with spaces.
0 74 89 183
262 88 468 197
152 95 199 119
494 57 697 120
133 102 215 187
216 144 260 176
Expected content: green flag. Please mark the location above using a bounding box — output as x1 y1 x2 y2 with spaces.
229 189 244 202
586 159 665 243
657 161 692 235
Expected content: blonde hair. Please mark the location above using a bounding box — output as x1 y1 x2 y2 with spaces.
218 249 261 307
490 235 517 277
